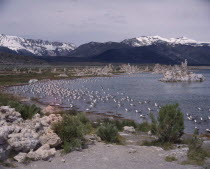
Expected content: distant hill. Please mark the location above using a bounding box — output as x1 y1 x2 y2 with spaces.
0 51 46 65
1 34 210 65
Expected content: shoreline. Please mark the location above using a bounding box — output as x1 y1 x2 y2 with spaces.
2 74 209 136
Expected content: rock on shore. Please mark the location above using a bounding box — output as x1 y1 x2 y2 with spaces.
0 106 62 162
153 60 205 82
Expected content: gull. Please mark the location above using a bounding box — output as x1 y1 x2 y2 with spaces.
187 116 193 121
206 129 210 133
140 114 146 118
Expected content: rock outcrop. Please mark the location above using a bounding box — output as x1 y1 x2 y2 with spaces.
0 106 62 162
153 60 205 82
123 126 136 133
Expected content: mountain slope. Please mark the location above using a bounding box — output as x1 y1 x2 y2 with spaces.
91 43 210 65
0 51 46 65
121 36 210 47
0 34 76 56
69 41 129 58
65 36 210 65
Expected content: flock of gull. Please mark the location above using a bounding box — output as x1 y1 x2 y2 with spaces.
7 75 210 134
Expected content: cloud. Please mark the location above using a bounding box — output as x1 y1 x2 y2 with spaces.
0 0 8 11
0 0 210 45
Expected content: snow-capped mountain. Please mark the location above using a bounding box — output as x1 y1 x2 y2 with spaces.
0 34 76 56
1 34 210 65
121 36 210 47
65 35 210 65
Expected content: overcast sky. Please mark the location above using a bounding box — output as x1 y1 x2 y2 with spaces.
0 0 210 45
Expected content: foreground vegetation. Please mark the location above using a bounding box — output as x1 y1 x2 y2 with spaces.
0 92 42 119
53 113 92 153
182 134 210 166
0 67 209 167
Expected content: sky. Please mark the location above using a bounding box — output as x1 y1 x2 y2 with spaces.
0 0 210 45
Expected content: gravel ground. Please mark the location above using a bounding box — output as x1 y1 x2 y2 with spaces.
11 142 202 169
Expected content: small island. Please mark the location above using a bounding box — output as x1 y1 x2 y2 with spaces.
153 60 205 82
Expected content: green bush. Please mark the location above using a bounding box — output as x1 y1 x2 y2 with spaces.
100 118 137 131
137 122 151 132
151 104 184 143
8 101 42 119
97 123 120 143
150 113 158 135
0 93 18 106
186 135 210 166
53 113 91 153
165 156 177 162
142 140 174 150
121 119 137 129
0 92 42 120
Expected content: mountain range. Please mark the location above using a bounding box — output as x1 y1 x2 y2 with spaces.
0 34 75 56
1 34 210 65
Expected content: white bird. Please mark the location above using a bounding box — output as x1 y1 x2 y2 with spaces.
197 107 202 111
206 129 210 133
140 114 146 118
187 116 193 121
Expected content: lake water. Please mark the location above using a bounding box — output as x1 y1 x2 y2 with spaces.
7 70 210 134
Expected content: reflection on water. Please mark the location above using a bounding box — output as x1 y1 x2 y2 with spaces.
7 70 210 134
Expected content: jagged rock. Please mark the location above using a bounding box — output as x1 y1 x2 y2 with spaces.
85 134 101 145
147 130 152 135
73 64 114 76
128 148 137 153
39 114 62 127
7 128 39 152
202 140 210 153
29 79 38 84
123 126 135 133
39 128 61 147
0 106 61 162
14 152 27 163
0 106 23 124
0 144 11 161
159 60 205 82
31 113 62 129
57 74 68 77
27 144 56 161
120 64 140 74
42 105 61 115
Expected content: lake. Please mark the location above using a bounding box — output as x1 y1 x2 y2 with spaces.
7 70 210 134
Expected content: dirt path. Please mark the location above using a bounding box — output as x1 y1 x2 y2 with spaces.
11 142 202 169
